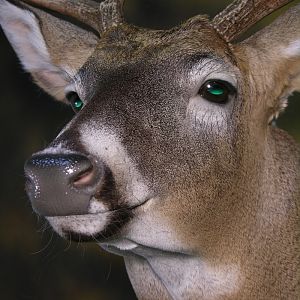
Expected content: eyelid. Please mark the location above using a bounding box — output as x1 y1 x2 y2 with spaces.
64 83 76 95
64 81 85 102
204 73 237 88
203 79 237 94
65 90 85 105
188 59 238 93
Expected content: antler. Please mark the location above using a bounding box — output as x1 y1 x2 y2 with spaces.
21 0 124 33
213 0 294 42
100 0 124 31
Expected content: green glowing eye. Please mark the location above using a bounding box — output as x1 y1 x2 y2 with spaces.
66 92 84 113
207 84 225 96
74 99 83 110
199 80 236 104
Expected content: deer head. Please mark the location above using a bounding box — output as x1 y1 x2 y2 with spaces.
1 0 300 298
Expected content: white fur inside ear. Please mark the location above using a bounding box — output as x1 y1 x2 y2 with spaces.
283 40 300 58
0 0 70 99
0 0 54 71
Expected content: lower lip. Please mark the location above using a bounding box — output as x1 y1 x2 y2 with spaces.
45 197 153 219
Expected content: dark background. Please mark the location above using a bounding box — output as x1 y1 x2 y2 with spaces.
1 0 300 299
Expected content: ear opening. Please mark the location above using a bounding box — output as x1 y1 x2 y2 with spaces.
0 0 98 100
236 4 300 121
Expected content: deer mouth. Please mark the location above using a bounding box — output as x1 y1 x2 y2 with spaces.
24 150 153 241
46 197 152 243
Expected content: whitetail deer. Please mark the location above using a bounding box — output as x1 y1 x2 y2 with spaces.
1 0 300 298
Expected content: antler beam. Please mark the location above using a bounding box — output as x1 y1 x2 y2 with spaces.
21 0 125 33
213 0 294 42
22 0 100 31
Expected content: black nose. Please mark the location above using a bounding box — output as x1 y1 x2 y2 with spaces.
24 153 102 216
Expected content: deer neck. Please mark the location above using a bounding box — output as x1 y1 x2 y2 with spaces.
197 128 300 298
231 128 300 298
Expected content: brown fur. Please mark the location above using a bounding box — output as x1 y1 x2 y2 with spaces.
1 0 300 298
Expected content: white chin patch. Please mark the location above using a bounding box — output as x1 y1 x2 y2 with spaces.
47 212 111 237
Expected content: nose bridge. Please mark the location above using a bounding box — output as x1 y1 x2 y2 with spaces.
48 117 88 155
47 61 180 176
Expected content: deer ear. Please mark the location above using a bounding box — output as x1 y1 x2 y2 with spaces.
238 5 300 112
0 0 98 100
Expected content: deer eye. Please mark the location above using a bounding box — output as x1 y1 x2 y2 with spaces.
66 92 84 112
199 80 236 104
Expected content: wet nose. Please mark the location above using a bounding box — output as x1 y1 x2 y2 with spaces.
24 153 102 216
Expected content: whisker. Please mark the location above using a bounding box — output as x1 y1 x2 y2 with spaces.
31 229 54 255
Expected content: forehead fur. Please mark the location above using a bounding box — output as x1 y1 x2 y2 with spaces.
90 15 234 65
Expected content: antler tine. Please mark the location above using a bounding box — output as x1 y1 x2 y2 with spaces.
213 0 294 42
21 0 125 33
99 0 124 31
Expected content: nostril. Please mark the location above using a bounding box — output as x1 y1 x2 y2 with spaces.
72 166 95 187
